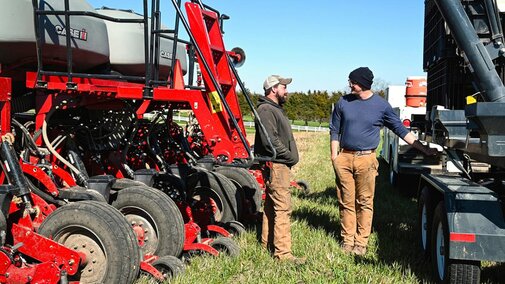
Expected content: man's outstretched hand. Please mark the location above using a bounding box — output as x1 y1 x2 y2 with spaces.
412 140 438 156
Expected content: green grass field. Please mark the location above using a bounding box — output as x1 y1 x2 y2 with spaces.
137 132 504 283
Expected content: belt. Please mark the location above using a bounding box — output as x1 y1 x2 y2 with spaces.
341 149 375 156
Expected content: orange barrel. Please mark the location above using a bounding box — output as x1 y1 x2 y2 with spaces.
405 76 427 107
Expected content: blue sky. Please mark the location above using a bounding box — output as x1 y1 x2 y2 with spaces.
88 0 426 93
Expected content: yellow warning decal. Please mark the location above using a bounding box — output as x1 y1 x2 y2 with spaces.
209 91 223 113
466 95 477 105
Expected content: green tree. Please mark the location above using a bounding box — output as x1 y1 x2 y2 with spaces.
285 92 305 123
330 91 344 105
312 90 331 125
236 89 259 116
303 94 315 125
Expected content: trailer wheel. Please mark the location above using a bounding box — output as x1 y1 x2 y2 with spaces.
417 187 432 259
210 237 240 257
152 255 185 279
38 201 140 284
389 151 398 187
188 171 238 223
111 185 185 257
431 202 481 283
215 167 262 219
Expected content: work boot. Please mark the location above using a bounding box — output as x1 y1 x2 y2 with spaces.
340 244 354 254
352 245 367 256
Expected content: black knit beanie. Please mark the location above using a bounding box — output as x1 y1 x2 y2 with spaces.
349 67 374 90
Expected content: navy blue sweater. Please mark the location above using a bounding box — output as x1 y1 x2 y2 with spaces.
329 94 409 151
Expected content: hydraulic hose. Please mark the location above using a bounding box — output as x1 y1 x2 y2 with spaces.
11 119 41 157
26 177 66 207
42 113 87 186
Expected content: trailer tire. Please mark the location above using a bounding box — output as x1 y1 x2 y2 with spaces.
210 237 240 257
215 167 262 219
38 201 140 284
431 202 481 283
418 187 432 259
188 171 238 223
152 255 185 279
388 150 398 187
110 185 185 257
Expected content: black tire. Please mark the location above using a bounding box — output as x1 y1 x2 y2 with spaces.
295 180 310 194
226 220 246 237
38 201 140 284
152 255 185 280
213 171 242 221
0 211 6 233
389 150 398 187
110 185 185 257
431 202 481 283
188 171 238 223
85 189 107 202
418 187 432 259
111 178 146 190
215 167 262 219
210 237 240 257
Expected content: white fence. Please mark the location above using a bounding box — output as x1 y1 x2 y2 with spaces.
243 121 327 132
168 114 328 132
290 125 328 132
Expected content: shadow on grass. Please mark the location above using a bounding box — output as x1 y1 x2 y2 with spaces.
291 187 342 240
259 186 341 243
480 262 505 283
293 186 339 207
293 160 434 282
372 160 433 282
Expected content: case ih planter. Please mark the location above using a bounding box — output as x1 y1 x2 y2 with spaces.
0 0 271 282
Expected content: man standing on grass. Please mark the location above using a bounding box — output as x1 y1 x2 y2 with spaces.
330 67 437 256
254 75 304 264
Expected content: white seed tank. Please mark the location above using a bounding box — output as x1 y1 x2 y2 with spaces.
0 0 109 72
95 7 188 79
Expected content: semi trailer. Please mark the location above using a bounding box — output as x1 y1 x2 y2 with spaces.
413 0 505 282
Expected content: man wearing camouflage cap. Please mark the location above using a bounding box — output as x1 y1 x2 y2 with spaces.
254 75 304 264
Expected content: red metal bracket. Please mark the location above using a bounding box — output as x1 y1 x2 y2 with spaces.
21 163 60 197
51 164 77 187
2 260 62 284
0 77 11 136
140 261 164 282
12 223 81 276
206 224 231 238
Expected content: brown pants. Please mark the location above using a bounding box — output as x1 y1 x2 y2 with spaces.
261 163 292 259
334 152 378 247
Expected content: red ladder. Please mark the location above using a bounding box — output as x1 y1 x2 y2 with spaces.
185 3 250 162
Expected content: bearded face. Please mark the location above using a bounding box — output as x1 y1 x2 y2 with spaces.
275 84 288 106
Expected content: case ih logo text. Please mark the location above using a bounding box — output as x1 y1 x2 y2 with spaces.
160 50 173 59
55 25 88 41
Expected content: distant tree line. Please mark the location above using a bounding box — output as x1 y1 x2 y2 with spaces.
236 88 385 126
